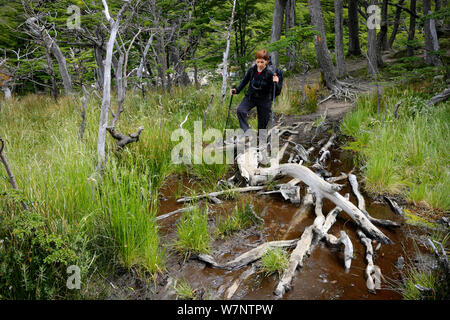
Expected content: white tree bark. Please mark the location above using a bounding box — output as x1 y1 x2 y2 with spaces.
221 0 237 103
25 18 73 95
96 1 130 172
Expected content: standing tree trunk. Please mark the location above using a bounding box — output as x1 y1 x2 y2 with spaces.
376 0 388 66
423 0 442 66
367 0 379 76
347 0 361 56
388 0 405 50
95 0 129 174
26 18 73 95
270 0 288 68
44 45 58 100
136 33 154 94
285 0 297 71
407 0 416 57
334 0 346 77
221 0 237 103
308 0 338 90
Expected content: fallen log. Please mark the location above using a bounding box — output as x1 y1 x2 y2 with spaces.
236 145 392 244
177 186 265 203
156 206 196 221
197 239 299 271
427 87 450 106
223 266 257 299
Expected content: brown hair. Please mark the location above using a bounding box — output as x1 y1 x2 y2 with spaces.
255 49 269 61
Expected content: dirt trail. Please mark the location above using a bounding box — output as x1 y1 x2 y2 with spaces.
284 53 396 123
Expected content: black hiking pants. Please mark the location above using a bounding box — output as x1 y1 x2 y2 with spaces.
236 95 272 133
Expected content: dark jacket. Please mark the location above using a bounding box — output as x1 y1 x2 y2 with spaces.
235 65 280 100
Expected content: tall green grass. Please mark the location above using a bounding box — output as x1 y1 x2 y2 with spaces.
341 85 450 211
173 205 211 255
0 81 240 296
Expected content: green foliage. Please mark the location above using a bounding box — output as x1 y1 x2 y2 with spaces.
341 84 450 210
259 248 289 277
0 209 92 299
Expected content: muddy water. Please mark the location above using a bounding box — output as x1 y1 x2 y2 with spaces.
156 143 425 300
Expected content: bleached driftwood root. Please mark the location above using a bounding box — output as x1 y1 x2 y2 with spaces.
156 206 196 221
357 229 383 293
223 266 257 300
348 174 401 229
274 194 352 297
241 159 393 244
197 239 299 271
176 186 265 203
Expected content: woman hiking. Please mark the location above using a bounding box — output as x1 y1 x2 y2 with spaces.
230 49 280 135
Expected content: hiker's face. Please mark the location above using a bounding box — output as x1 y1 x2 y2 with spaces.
256 58 268 70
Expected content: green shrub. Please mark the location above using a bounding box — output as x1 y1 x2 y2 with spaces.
0 210 91 299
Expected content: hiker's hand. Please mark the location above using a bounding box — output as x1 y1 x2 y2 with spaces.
230 88 237 95
273 75 279 83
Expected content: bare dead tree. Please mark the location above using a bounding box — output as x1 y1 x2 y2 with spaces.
21 1 73 96
221 0 237 104
0 137 29 211
95 0 131 175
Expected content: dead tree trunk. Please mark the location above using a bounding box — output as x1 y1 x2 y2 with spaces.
136 33 154 95
348 0 362 56
25 18 73 95
221 0 237 104
308 0 338 90
0 138 29 211
407 0 417 57
270 0 288 68
423 0 443 66
95 0 130 174
43 45 58 101
334 0 347 77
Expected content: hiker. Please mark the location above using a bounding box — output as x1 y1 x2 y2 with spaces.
230 50 281 134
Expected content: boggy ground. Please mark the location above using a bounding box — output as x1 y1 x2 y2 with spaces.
104 53 446 300
105 113 432 300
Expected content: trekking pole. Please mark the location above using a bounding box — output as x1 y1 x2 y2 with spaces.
224 83 236 136
271 73 277 129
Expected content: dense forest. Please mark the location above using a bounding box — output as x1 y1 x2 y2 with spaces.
0 0 449 302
